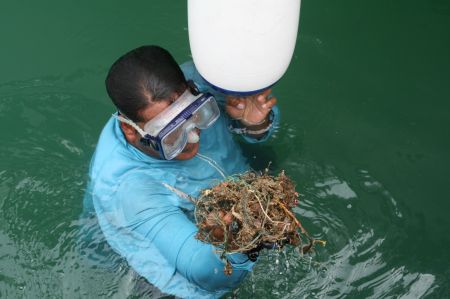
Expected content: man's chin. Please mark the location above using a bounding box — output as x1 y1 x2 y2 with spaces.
175 142 199 160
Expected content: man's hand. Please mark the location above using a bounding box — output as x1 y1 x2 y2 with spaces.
245 240 290 262
201 210 234 242
225 89 277 126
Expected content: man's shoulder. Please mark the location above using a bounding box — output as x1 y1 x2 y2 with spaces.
180 60 198 81
179 61 209 91
90 117 125 172
180 61 225 101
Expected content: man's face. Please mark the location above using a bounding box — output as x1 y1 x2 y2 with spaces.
125 96 201 161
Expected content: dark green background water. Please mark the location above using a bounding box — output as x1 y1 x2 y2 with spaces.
1 1 449 298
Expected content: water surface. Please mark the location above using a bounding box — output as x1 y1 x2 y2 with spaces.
1 0 449 298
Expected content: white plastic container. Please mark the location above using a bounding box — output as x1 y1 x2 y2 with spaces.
188 0 301 94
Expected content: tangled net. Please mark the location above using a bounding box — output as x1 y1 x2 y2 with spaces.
195 170 325 274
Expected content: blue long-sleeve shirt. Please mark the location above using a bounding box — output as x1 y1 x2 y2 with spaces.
83 61 280 298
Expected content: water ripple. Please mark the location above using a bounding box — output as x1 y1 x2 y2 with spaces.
0 75 442 297
228 161 436 298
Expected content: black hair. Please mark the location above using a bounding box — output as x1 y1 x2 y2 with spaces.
105 45 187 122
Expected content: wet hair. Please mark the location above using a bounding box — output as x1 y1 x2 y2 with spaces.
105 45 187 122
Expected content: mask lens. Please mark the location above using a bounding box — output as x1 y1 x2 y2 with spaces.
144 93 220 160
161 124 188 160
163 125 183 146
192 97 220 129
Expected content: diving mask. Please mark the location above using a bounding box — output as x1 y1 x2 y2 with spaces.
115 88 220 160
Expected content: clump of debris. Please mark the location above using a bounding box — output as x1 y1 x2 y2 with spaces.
195 169 325 274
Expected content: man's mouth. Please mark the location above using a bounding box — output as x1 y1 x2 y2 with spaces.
182 141 198 152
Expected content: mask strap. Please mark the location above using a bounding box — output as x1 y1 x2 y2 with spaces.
187 80 200 96
112 114 147 138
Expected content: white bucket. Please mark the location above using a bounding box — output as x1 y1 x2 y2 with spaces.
188 0 301 94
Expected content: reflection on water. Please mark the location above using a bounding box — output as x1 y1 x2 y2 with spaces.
314 178 357 200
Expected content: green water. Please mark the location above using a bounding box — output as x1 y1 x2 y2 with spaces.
1 0 449 298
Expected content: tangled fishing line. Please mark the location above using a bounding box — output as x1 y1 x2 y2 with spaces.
194 169 325 275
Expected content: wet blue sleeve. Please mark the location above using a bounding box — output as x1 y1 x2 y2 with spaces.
117 175 254 292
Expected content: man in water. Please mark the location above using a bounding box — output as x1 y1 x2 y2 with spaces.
84 45 279 298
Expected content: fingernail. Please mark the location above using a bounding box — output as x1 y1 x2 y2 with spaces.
237 103 245 110
262 104 268 109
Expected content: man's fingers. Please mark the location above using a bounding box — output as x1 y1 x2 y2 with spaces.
256 94 266 104
261 97 277 110
226 97 246 110
226 99 247 119
226 97 239 106
226 105 242 117
261 88 272 98
255 89 273 105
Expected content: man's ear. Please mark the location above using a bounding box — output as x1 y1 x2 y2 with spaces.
120 122 140 143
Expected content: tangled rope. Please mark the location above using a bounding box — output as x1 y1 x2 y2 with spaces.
195 170 325 266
